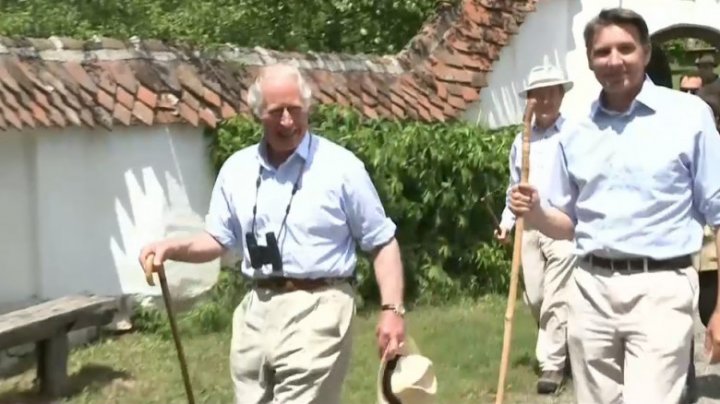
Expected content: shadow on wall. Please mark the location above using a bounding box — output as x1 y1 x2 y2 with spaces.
466 0 584 128
32 124 217 305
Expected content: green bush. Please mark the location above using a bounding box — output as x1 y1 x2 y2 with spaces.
207 105 518 306
132 267 250 337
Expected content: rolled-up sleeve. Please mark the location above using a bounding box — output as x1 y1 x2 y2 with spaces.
205 168 242 249
341 160 397 252
546 140 579 224
692 103 720 227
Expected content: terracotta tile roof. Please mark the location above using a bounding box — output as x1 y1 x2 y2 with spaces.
0 0 537 131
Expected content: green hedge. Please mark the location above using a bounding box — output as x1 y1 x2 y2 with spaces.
206 105 519 306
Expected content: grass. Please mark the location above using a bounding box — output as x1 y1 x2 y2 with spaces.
0 295 553 404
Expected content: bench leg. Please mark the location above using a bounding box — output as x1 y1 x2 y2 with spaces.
36 333 69 396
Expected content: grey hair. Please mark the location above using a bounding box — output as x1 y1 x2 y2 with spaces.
246 64 313 116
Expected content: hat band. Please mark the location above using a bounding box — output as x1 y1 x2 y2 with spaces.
526 77 567 89
381 358 403 404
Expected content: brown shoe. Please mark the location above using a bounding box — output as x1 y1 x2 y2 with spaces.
537 370 565 395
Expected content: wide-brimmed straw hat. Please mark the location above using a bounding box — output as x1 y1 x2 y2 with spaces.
376 337 437 404
518 64 573 98
696 53 718 67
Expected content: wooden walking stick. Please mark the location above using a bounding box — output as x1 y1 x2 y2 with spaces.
494 98 536 404
143 254 196 404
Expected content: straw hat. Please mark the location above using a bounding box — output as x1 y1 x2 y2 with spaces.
519 64 573 98
377 337 437 404
696 53 718 67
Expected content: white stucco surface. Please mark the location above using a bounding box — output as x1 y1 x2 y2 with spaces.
0 132 37 308
0 125 220 311
464 0 720 128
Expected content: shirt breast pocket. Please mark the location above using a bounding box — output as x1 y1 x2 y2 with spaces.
292 186 348 240
629 149 688 187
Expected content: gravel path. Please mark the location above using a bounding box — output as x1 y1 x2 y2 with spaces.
506 313 720 404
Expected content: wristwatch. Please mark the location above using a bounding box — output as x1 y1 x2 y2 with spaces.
381 303 406 317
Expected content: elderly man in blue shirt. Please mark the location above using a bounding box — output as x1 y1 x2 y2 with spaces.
508 8 720 404
497 63 576 395
139 63 406 404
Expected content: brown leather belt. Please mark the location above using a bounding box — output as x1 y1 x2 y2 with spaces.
253 277 351 292
582 254 692 272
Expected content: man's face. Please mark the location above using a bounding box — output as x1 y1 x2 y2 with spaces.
587 23 650 95
527 85 564 121
680 76 703 94
259 78 309 154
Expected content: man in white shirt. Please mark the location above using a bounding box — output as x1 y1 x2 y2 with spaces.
139 64 406 404
496 64 577 394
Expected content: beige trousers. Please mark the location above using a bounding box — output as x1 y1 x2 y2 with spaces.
567 261 698 404
229 282 356 404
521 229 576 371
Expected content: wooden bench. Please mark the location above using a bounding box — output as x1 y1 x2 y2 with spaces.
0 295 118 397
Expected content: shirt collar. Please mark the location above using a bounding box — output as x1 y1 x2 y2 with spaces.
257 131 312 170
591 75 659 118
532 114 564 136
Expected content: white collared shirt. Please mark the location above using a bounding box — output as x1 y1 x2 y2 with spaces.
500 115 571 231
205 132 397 278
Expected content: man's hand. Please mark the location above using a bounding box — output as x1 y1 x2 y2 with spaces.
138 239 181 272
494 227 512 245
376 310 405 359
706 310 720 364
509 183 541 217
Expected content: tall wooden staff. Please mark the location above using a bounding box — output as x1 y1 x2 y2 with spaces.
494 98 536 404
143 255 196 404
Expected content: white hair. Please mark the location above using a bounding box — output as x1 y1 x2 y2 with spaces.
247 64 313 117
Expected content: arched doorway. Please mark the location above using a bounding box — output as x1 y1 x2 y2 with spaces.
647 24 720 90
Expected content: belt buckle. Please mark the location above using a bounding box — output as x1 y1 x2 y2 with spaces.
283 278 299 292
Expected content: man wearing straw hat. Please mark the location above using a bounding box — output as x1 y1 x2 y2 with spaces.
508 7 720 404
696 53 719 87
496 63 576 394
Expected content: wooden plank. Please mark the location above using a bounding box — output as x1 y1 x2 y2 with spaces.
37 333 69 396
0 295 118 349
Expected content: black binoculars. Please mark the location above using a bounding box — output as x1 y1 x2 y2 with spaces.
245 232 283 272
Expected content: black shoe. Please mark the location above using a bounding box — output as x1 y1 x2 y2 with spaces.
537 370 565 395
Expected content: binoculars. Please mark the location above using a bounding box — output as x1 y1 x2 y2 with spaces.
245 232 283 272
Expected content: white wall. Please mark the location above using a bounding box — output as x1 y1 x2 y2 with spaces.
0 132 38 308
0 124 220 312
464 0 720 128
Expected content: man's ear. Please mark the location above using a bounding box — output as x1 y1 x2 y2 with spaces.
586 49 595 72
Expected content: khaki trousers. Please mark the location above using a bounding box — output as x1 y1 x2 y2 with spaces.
229 282 356 404
567 261 699 404
521 229 576 371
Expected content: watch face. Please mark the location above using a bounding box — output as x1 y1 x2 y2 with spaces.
382 304 405 316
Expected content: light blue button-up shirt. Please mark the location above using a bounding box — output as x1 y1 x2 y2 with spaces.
547 78 720 259
205 133 397 279
500 115 570 230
